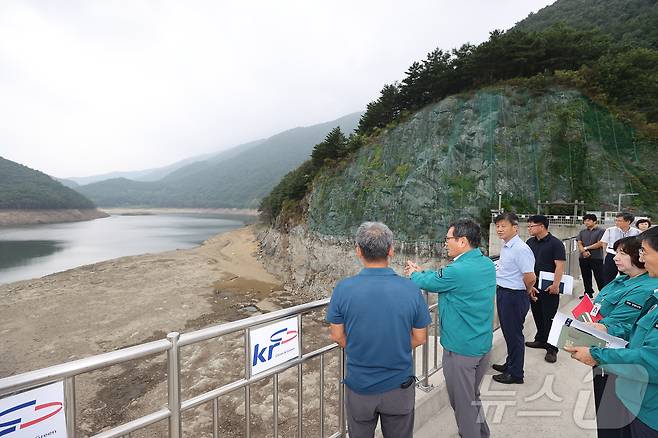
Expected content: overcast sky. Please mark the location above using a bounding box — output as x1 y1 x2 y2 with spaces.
0 0 555 178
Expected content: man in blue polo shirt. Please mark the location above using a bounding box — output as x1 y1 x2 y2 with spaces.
327 222 431 438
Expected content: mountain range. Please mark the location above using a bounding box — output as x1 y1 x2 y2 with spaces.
72 112 361 208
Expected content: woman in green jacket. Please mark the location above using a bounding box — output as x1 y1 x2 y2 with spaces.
567 228 658 437
586 237 658 437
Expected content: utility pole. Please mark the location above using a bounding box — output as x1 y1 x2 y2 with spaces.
617 193 638 212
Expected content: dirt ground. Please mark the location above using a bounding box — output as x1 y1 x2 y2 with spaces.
0 225 337 437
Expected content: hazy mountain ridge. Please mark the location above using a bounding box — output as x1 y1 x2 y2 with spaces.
64 151 221 185
74 112 362 208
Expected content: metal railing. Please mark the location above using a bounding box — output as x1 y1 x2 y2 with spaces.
0 237 579 437
0 293 441 438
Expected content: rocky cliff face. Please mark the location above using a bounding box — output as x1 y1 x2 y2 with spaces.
308 86 656 241
260 86 657 296
258 224 444 299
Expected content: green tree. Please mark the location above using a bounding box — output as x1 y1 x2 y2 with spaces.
310 127 348 168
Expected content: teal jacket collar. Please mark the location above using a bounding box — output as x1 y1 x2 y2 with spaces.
453 247 483 262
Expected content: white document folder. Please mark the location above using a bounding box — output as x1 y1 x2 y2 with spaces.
539 271 574 295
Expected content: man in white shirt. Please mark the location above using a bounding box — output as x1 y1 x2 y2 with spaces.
588 212 640 286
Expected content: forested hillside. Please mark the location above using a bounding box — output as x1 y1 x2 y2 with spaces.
0 157 96 209
261 0 658 235
515 0 658 49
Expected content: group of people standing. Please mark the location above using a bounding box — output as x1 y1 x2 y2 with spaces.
326 213 658 438
577 212 651 299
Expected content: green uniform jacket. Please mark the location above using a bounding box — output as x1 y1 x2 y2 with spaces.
410 248 496 357
595 273 658 337
591 289 658 431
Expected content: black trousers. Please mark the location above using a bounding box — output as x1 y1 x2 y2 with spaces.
603 253 619 287
593 369 632 438
496 286 530 379
530 288 559 353
579 257 605 297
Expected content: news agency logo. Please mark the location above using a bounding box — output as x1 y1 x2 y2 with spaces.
0 399 63 437
252 327 298 366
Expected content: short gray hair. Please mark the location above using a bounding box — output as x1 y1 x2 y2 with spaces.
355 222 394 261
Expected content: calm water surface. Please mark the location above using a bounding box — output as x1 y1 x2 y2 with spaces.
0 213 252 284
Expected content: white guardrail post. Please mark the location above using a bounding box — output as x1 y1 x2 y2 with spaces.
166 332 182 438
64 376 76 438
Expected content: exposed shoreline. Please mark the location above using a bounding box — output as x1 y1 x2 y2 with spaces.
101 207 259 216
0 225 282 376
0 208 109 226
0 224 303 435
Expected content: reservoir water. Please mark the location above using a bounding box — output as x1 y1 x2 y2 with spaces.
0 213 253 285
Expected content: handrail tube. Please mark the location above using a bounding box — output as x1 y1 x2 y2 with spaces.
91 343 339 437
166 332 182 438
91 409 171 438
0 339 170 395
181 343 338 411
178 298 329 347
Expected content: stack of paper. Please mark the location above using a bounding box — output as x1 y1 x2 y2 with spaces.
548 312 627 350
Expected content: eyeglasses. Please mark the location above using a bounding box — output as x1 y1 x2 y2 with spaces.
443 236 458 243
527 224 542 228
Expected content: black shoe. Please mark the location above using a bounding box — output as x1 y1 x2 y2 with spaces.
492 363 507 373
579 295 584 299
525 341 547 349
545 350 557 363
492 373 524 384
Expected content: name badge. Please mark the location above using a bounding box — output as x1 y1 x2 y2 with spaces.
590 303 602 317
625 300 642 311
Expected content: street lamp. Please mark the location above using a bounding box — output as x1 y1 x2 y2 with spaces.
617 193 639 212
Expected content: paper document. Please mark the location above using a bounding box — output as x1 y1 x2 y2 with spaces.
548 312 628 349
539 271 574 295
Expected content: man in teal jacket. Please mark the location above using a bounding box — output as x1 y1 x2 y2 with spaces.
405 219 496 438
567 226 658 437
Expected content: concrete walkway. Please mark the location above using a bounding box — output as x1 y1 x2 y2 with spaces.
412 293 598 437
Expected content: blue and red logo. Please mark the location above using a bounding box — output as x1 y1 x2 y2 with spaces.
252 327 298 366
0 399 63 436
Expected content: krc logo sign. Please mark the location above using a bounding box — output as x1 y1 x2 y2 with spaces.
249 317 300 376
0 399 63 437
252 327 298 366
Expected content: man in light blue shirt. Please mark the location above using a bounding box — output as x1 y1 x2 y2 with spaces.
491 212 537 384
